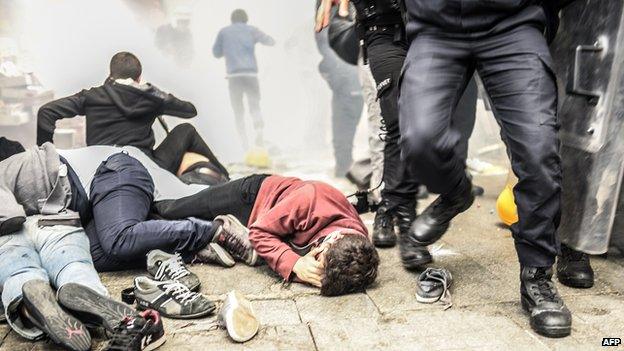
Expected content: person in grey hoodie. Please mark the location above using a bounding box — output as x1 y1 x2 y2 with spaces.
213 9 275 149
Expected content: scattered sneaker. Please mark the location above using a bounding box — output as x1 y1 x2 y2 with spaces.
133 276 215 319
409 176 474 246
416 268 453 308
104 309 166 351
219 291 259 343
195 242 236 268
557 244 594 288
212 215 258 266
57 283 137 333
147 250 200 292
21 280 91 351
520 267 572 338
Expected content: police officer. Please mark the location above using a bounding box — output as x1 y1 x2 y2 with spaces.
317 0 479 271
396 0 572 338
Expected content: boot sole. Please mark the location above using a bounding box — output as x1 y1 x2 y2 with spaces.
373 238 397 248
402 255 433 271
521 296 571 338
557 275 594 289
22 280 92 351
411 194 474 246
58 283 136 333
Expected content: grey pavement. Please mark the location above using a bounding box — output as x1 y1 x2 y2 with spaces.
1 173 623 351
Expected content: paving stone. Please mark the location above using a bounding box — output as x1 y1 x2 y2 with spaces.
296 293 380 323
162 324 315 351
309 318 392 351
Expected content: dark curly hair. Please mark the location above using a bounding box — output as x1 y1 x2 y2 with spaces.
320 234 379 296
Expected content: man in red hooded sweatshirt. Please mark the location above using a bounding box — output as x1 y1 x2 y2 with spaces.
154 174 379 296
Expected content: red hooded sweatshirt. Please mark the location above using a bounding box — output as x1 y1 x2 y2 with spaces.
248 175 369 281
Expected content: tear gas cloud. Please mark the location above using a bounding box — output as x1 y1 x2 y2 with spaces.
5 0 362 163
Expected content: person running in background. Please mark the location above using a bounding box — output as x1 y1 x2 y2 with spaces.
213 9 275 150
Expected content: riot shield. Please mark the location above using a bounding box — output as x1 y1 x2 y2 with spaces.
551 0 624 253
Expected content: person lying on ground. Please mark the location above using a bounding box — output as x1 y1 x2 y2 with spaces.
154 175 380 296
0 143 248 274
36 51 229 183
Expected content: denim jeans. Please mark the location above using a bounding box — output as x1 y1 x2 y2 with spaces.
0 216 107 340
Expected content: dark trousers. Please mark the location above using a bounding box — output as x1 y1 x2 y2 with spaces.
85 153 216 271
228 76 264 147
399 24 561 267
152 123 229 178
154 174 268 226
364 26 478 206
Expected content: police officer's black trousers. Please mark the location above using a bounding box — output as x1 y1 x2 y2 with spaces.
399 24 561 267
364 27 478 208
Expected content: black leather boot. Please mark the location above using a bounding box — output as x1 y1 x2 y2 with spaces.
520 267 572 338
557 244 594 288
372 204 397 248
409 176 474 246
396 200 432 270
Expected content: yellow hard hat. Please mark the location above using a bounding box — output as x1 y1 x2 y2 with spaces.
496 185 518 226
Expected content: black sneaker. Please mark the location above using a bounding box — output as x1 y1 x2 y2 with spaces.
21 280 91 351
104 309 166 351
146 250 200 291
409 176 474 246
212 215 258 266
133 276 216 319
416 268 453 305
372 205 396 248
520 267 572 338
57 283 137 333
557 244 594 288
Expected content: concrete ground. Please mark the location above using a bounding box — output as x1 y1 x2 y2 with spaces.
1 170 623 351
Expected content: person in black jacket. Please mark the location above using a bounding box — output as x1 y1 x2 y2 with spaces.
37 52 229 181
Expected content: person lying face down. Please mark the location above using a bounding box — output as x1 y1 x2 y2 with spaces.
154 175 381 296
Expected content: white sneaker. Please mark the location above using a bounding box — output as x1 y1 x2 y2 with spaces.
219 291 259 343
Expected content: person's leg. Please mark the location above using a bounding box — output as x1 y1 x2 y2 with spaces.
228 77 249 150
0 227 48 340
153 174 269 226
153 123 229 177
452 76 478 164
245 76 265 147
331 85 364 177
476 25 569 337
88 153 217 271
358 62 384 204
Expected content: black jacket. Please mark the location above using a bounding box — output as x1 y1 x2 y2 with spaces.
37 81 197 151
404 0 574 40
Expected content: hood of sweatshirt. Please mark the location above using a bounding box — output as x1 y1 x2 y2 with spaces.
81 80 166 119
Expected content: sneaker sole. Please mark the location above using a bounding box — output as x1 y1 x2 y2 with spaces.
224 292 259 343
210 243 236 267
416 294 443 304
144 334 167 351
58 283 136 332
22 280 91 351
521 296 571 338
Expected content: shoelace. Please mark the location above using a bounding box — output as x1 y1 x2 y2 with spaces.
532 270 559 303
163 282 200 305
220 230 248 259
420 268 453 310
154 254 190 281
105 318 142 350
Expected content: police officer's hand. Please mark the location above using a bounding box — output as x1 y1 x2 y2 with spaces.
293 247 324 287
315 0 350 32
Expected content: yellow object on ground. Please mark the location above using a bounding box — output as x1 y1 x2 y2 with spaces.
245 148 271 168
497 185 518 226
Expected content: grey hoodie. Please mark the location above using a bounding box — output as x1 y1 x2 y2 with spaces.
0 143 72 235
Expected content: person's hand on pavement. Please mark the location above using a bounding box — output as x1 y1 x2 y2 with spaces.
315 0 350 32
293 247 324 287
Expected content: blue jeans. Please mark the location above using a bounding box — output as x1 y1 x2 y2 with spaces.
86 153 216 271
0 216 106 340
